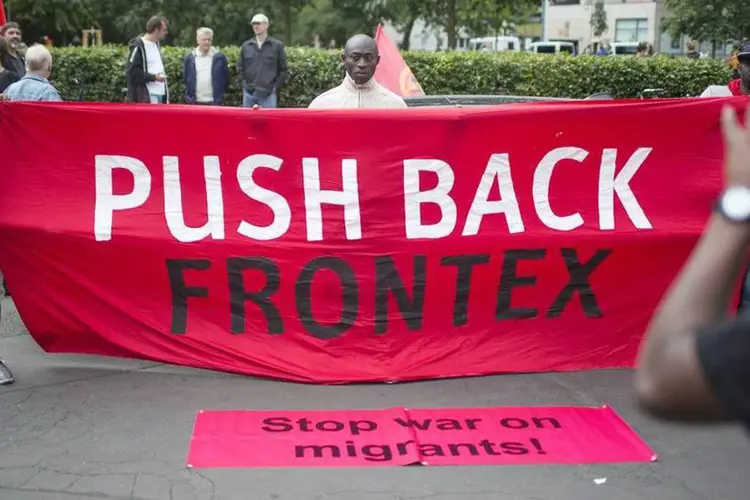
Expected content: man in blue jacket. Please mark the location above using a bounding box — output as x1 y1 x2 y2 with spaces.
183 27 229 105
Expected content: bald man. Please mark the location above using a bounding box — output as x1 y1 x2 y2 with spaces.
308 34 406 109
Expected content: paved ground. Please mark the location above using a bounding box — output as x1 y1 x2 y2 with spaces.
1 296 748 500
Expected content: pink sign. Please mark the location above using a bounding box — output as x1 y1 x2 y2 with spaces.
186 406 657 468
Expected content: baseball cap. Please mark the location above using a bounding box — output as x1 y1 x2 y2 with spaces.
251 14 269 24
737 42 750 61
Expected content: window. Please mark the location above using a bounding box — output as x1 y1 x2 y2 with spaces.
659 17 682 50
615 19 648 43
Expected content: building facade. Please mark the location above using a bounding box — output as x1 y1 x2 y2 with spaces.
545 0 665 51
544 0 729 56
382 20 472 51
385 0 730 57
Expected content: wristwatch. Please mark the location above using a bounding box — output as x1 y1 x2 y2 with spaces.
715 185 750 223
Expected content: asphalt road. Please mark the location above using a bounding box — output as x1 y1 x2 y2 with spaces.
1 296 749 500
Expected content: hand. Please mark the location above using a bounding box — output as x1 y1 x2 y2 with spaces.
0 93 7 101
252 104 260 110
722 104 750 186
155 73 166 82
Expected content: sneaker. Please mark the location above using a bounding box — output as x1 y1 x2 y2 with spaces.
0 360 14 385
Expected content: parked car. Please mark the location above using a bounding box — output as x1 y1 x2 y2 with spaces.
528 41 576 55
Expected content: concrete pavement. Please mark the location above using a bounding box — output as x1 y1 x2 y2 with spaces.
1 296 749 500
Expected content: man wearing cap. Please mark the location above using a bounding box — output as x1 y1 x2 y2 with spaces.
701 43 750 97
237 14 287 108
308 34 406 109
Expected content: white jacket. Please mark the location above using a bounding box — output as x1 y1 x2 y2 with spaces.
308 74 407 109
700 85 733 97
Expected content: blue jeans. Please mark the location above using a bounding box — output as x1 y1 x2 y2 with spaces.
243 90 277 108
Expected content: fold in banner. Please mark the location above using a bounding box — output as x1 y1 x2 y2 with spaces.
374 24 424 97
186 406 657 468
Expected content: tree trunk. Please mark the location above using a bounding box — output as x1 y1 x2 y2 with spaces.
446 0 457 50
711 40 717 58
283 0 293 45
401 17 416 51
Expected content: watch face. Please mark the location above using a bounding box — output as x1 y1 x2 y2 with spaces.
722 186 750 221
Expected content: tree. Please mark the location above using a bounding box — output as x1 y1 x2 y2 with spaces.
590 1 607 38
376 0 435 50
278 0 314 44
330 0 424 46
665 0 750 51
5 0 98 45
298 0 379 47
7 0 318 47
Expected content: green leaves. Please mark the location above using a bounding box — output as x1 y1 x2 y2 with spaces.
664 0 750 43
590 2 607 38
48 46 732 107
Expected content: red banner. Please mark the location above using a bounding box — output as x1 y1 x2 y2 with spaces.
0 1 6 27
186 406 657 467
0 99 735 383
374 24 424 97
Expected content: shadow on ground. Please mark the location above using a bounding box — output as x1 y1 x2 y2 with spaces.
1 297 748 500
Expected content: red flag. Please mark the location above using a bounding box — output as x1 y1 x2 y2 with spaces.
0 0 7 26
374 24 424 97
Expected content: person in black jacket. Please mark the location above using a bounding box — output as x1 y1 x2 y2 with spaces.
0 22 25 80
183 27 229 105
237 14 287 108
126 16 169 104
0 38 19 93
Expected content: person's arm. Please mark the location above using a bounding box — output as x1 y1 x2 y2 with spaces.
218 53 229 104
275 43 288 93
635 104 750 420
236 43 245 88
183 54 194 104
126 44 155 87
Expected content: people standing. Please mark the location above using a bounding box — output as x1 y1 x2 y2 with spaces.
4 44 61 101
0 22 25 79
308 34 407 109
237 14 287 108
126 15 169 104
183 27 229 105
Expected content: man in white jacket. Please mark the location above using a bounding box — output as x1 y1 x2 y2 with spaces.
309 34 407 109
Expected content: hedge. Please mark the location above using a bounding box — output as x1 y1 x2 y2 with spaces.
47 45 733 107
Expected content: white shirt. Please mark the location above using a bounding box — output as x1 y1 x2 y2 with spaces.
143 38 165 96
194 48 215 103
700 85 733 97
308 74 407 109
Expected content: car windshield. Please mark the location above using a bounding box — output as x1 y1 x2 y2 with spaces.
536 45 557 53
615 45 638 55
